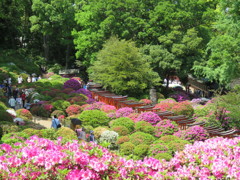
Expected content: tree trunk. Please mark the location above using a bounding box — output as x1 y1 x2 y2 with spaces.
43 35 49 61
65 43 70 69
166 74 170 89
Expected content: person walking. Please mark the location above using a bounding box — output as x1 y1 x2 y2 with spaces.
15 95 23 110
21 91 26 108
8 96 16 109
51 115 61 129
89 130 95 142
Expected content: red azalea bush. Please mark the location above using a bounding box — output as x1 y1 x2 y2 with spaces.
100 105 116 113
16 109 33 120
58 115 65 120
174 125 209 143
154 99 176 111
139 99 152 105
43 104 54 113
136 112 161 125
67 95 88 105
63 79 81 90
115 107 134 118
154 120 178 137
66 105 82 116
171 101 194 117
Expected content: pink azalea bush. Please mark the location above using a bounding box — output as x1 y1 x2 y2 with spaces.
127 113 140 122
100 105 116 113
139 99 152 105
71 88 92 99
136 112 161 125
84 102 106 110
63 79 81 90
115 107 134 118
174 125 209 143
154 120 178 137
66 104 82 116
1 136 240 179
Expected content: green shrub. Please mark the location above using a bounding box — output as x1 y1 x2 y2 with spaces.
0 101 8 110
51 110 66 117
134 121 155 135
41 128 57 140
0 126 3 139
55 127 78 143
110 117 135 132
120 142 135 156
171 101 194 117
0 110 13 122
22 128 42 137
134 144 149 158
167 140 190 154
83 125 94 134
99 130 119 149
159 135 181 143
78 110 110 128
129 132 155 145
111 126 130 136
148 140 169 156
116 136 130 145
1 132 29 145
93 127 109 139
154 152 172 161
0 121 19 135
52 100 71 111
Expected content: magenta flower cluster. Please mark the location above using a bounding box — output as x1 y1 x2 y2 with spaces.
1 136 240 179
136 112 161 125
71 88 92 98
174 125 209 143
63 79 81 90
84 102 106 110
154 120 178 137
115 107 134 118
170 91 190 102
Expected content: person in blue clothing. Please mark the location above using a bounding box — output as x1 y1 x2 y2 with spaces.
89 130 96 143
51 115 61 129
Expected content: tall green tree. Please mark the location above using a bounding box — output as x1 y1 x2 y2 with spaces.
193 0 240 86
88 37 160 96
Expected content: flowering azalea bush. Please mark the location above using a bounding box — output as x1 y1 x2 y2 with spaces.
67 95 88 105
154 120 178 137
174 125 209 143
154 99 176 111
100 105 116 113
71 88 92 99
127 113 139 122
16 109 33 120
115 107 134 118
170 91 190 102
116 136 130 145
136 112 161 125
139 99 152 105
83 102 106 110
171 101 194 117
52 100 71 112
1 136 240 179
63 79 81 90
111 126 130 136
66 104 82 116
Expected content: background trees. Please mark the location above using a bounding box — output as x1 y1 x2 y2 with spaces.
88 37 160 96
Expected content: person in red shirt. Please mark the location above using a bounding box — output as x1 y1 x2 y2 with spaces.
21 92 26 108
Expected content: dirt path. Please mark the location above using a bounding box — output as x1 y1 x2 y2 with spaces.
32 116 52 129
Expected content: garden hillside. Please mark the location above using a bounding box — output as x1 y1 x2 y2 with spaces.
1 74 240 179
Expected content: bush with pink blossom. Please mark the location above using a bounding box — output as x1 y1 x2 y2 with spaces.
127 113 139 122
170 91 190 102
16 109 33 120
71 88 92 98
63 79 81 90
139 99 152 105
83 102 106 110
100 105 116 113
171 101 194 117
174 125 209 143
136 112 161 125
115 107 134 118
66 104 82 116
154 120 178 137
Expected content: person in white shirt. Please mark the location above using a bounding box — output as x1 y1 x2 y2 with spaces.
32 76 36 82
27 76 31 83
8 96 16 109
18 76 23 84
15 95 23 110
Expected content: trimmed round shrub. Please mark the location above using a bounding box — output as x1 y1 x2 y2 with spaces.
67 95 87 105
83 102 106 110
174 125 209 143
154 99 176 111
111 126 130 136
71 88 92 98
120 142 135 155
22 128 42 137
52 100 71 111
61 88 74 94
167 140 190 153
116 136 130 145
134 121 155 135
16 109 33 120
136 112 161 125
115 107 134 118
0 110 13 122
55 127 78 143
41 128 57 140
134 144 149 158
129 132 155 145
99 130 119 145
127 113 139 122
110 117 135 132
160 135 182 143
93 126 109 139
154 152 172 161
66 104 82 116
154 120 178 137
0 121 19 136
51 110 66 117
79 110 110 128
63 79 81 90
0 101 8 110
148 140 169 156
171 101 194 117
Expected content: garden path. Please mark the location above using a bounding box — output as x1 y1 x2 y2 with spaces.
32 116 52 129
